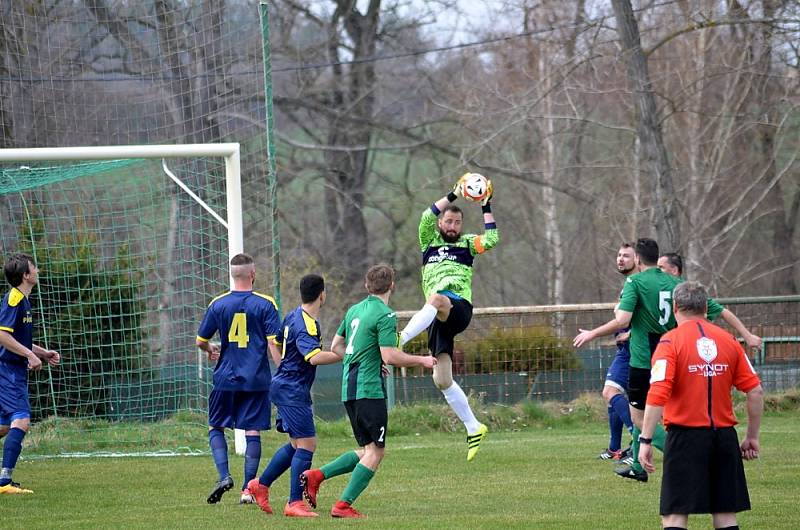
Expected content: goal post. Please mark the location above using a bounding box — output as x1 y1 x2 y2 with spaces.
0 143 251 456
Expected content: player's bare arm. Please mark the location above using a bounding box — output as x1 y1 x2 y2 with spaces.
309 349 343 366
638 404 664 473
741 384 764 460
32 344 60 366
0 329 42 370
720 308 762 351
268 340 282 367
195 338 220 362
379 346 436 369
573 310 633 348
330 334 346 357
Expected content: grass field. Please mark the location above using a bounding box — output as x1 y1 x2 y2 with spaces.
2 408 799 529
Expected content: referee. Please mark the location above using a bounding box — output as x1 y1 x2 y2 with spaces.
639 281 763 530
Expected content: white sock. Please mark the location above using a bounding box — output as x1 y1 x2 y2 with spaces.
399 304 438 345
442 382 481 434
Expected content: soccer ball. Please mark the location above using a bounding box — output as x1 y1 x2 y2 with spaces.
460 173 489 202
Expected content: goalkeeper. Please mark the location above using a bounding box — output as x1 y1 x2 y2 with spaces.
398 174 499 461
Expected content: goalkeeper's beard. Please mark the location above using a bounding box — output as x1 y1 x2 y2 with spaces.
440 229 460 243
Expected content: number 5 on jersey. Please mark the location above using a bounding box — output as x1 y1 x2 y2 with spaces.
228 312 249 348
658 291 672 326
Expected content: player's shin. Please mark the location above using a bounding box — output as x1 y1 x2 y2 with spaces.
208 428 230 480
340 463 375 505
259 443 295 486
442 382 481 434
399 304 438 345
320 450 360 479
243 434 261 490
0 427 26 486
289 449 313 502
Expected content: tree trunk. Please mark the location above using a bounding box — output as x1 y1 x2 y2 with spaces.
322 0 380 289
610 0 680 251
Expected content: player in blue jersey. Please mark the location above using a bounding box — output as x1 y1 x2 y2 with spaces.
0 253 60 495
196 253 282 504
248 274 343 518
598 244 635 463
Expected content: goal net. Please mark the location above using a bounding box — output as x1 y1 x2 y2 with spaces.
0 144 243 457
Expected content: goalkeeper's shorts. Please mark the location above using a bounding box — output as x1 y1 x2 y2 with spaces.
427 297 473 356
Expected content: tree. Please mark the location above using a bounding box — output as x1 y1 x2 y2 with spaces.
610 0 681 252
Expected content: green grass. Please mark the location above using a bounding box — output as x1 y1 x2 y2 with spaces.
3 411 799 529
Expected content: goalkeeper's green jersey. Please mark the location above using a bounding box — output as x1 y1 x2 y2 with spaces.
418 206 500 305
336 295 398 401
618 267 724 369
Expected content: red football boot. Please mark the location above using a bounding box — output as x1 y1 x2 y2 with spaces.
246 478 273 514
300 469 324 508
283 500 319 518
330 500 365 519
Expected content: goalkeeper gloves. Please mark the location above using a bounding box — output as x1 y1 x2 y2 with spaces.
481 179 493 210
448 173 469 202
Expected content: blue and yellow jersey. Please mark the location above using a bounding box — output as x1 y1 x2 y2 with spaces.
0 287 34 369
270 306 323 406
197 290 282 391
418 206 499 304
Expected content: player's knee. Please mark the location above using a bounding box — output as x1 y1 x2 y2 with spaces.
602 386 621 402
432 370 452 390
295 437 317 452
427 293 451 310
10 418 30 432
362 444 384 469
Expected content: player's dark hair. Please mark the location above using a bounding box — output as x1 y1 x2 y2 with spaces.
3 253 35 288
620 242 633 250
365 263 395 295
635 238 659 265
661 252 683 276
442 204 463 217
673 281 708 316
300 274 325 303
230 253 254 267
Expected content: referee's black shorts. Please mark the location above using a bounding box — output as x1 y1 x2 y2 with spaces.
427 297 473 356
661 426 751 515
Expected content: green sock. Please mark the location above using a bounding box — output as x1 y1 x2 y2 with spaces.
320 450 360 480
630 426 645 473
340 463 375 505
653 424 666 452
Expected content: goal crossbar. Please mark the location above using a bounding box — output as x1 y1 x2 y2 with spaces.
1 143 249 455
0 143 244 268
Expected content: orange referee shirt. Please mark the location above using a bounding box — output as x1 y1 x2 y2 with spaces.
647 318 761 428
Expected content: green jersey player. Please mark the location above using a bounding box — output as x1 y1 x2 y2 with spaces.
574 238 759 482
398 173 499 462
301 264 435 518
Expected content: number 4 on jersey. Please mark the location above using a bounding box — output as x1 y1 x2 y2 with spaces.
228 312 250 348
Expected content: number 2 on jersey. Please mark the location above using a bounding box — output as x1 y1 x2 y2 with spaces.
228 312 250 348
345 318 361 355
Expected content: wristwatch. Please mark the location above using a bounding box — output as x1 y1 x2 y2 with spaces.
638 434 653 445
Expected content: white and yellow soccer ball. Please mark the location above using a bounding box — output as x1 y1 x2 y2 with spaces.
460 173 490 203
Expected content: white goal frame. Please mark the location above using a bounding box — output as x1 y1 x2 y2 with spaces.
0 143 250 453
